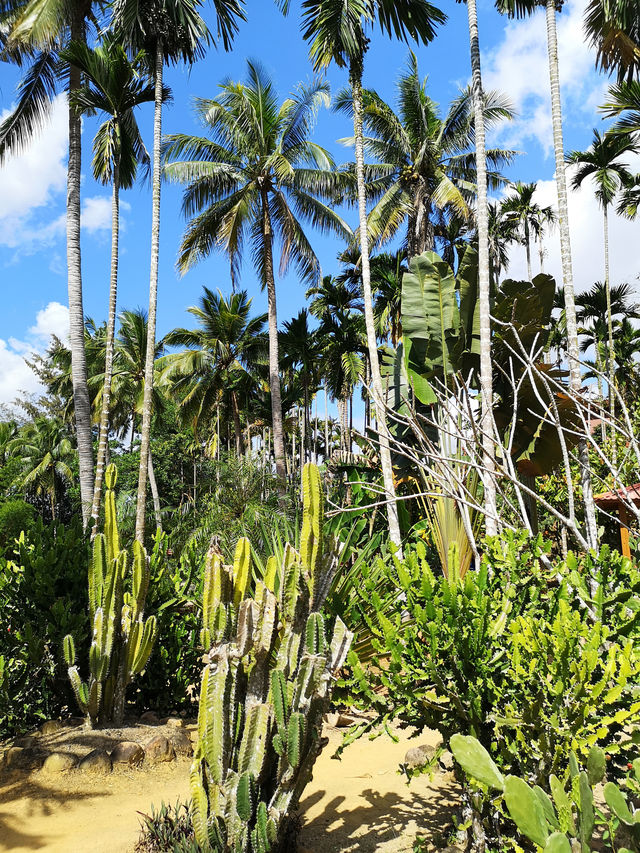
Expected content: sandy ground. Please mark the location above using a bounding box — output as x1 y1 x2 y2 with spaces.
0 722 458 853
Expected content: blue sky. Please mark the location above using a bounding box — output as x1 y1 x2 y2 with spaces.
0 0 638 406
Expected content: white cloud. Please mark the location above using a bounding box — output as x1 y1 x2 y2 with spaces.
483 0 602 155
0 94 68 250
0 302 69 407
502 158 640 295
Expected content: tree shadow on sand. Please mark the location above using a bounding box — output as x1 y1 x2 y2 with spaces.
298 775 460 852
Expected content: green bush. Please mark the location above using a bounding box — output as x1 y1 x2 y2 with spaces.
0 516 89 735
0 499 36 554
347 531 640 785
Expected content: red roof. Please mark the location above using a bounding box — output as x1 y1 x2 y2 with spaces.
594 483 640 509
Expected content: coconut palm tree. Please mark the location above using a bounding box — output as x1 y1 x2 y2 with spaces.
0 0 106 525
566 129 637 435
500 181 545 280
60 38 160 531
163 61 351 487
286 0 447 550
334 53 514 258
160 288 267 456
8 418 74 520
280 309 322 463
111 0 245 542
496 0 598 547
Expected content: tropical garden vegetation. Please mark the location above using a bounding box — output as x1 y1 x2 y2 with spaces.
0 0 640 851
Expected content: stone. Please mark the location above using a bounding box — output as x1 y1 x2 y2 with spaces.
324 713 339 727
165 717 185 729
140 711 160 725
5 747 27 769
13 736 35 749
79 749 112 774
168 729 193 757
336 714 359 728
111 741 145 766
40 720 63 736
404 743 438 770
42 752 78 773
439 750 454 771
145 735 175 764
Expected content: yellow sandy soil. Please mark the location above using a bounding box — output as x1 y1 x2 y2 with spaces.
0 724 457 853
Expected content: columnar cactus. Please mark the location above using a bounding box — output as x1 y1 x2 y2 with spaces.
190 462 353 852
64 464 157 727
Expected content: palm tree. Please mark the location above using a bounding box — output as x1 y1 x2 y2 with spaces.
280 309 322 464
500 181 544 280
464 0 498 535
585 0 640 83
335 52 514 258
496 0 598 548
112 0 245 542
566 129 637 435
60 38 159 531
602 81 640 137
486 201 519 282
371 252 408 346
163 61 351 487
8 418 74 520
535 203 556 273
287 0 447 551
0 0 104 525
160 288 267 456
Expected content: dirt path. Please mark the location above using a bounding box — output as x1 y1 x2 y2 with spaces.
0 725 457 852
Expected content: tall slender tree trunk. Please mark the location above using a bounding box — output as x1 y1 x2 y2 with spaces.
603 203 616 467
350 61 402 552
135 42 163 543
261 190 286 484
67 11 93 527
545 0 598 548
525 222 532 281
91 166 120 533
324 384 330 460
538 236 545 273
148 450 162 531
231 391 244 456
466 0 497 537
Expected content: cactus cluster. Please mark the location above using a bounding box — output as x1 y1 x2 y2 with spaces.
450 734 640 853
190 462 353 852
64 464 157 727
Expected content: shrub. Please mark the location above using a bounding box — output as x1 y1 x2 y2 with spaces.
0 499 36 554
0 515 89 735
347 531 640 785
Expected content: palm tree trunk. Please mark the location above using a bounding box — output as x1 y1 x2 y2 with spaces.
538 236 545 273
90 166 120 533
231 391 244 456
525 221 532 281
603 203 616 468
324 384 330 460
261 190 287 485
465 0 497 537
545 0 598 548
67 10 93 528
148 450 162 531
350 61 402 552
135 41 164 543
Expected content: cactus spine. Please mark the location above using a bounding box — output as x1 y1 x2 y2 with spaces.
191 462 353 852
64 464 158 727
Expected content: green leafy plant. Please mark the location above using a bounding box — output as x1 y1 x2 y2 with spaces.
64 464 158 726
451 735 640 853
190 462 353 851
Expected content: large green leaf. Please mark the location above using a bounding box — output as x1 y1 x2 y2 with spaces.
401 251 462 388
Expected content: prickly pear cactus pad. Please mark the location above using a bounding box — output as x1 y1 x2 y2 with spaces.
64 464 158 727
190 463 353 852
